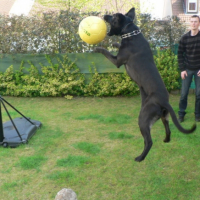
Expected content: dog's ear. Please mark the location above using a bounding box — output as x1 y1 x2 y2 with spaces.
104 15 112 23
125 7 135 20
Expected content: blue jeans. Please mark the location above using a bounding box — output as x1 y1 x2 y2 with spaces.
179 69 200 118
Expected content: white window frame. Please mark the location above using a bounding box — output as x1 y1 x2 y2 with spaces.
187 0 198 12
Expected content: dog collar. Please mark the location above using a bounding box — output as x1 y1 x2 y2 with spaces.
121 30 141 39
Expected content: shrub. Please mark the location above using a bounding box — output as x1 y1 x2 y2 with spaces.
83 66 139 97
154 48 180 91
0 9 185 54
0 50 180 97
0 55 85 97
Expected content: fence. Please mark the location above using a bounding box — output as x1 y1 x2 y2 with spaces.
0 53 124 74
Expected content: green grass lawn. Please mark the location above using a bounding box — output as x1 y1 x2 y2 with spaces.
0 94 200 200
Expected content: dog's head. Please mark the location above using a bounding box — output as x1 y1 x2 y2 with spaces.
104 8 135 36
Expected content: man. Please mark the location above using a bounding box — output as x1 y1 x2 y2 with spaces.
178 15 200 122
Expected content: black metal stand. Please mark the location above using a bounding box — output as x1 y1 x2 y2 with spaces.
0 95 42 147
0 99 4 143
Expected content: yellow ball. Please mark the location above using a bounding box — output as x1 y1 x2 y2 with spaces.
78 16 107 45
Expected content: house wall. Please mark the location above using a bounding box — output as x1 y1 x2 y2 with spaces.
172 0 200 30
9 0 35 17
0 0 16 15
0 0 35 16
163 0 173 18
140 0 172 19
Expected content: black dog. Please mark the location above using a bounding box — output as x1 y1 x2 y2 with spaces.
94 8 196 162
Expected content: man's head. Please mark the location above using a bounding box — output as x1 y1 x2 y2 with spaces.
190 15 200 31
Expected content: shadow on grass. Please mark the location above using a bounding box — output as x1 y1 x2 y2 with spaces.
108 131 134 140
73 142 101 155
46 170 75 183
57 155 90 167
1 178 29 191
76 113 132 124
17 155 47 170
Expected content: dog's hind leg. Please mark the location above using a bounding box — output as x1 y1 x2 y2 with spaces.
135 124 152 162
135 103 160 162
140 87 148 107
161 110 171 143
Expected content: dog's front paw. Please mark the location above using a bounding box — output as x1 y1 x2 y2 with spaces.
93 47 105 53
112 42 120 49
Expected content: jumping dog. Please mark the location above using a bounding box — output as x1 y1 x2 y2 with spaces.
94 8 196 162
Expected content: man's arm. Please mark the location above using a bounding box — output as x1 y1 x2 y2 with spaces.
178 36 186 72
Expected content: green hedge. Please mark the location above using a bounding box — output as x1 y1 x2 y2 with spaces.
0 49 180 98
0 10 186 54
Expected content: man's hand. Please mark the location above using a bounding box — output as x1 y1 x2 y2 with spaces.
197 70 200 77
181 71 187 79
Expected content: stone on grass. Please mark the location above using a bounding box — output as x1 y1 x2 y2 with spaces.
55 188 77 200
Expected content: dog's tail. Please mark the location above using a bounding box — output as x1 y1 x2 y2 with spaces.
165 103 196 134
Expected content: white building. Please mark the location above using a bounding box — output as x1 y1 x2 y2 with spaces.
140 0 172 19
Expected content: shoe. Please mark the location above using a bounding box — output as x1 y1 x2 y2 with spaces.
195 117 200 122
178 116 184 123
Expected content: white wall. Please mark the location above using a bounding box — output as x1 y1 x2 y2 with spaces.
9 0 35 16
140 0 172 19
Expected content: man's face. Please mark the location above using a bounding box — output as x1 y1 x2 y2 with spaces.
190 17 200 30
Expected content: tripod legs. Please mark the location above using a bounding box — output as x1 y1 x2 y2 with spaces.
0 96 41 147
0 96 35 125
0 99 23 141
0 101 4 142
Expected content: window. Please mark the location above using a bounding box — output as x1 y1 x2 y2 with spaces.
187 0 198 12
